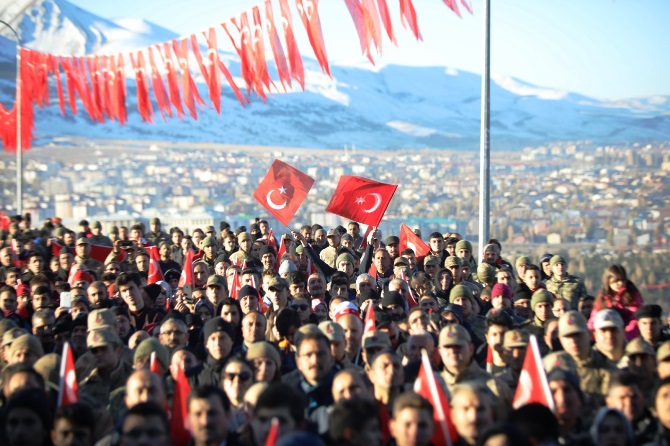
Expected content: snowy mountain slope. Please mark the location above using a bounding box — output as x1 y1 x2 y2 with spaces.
0 0 668 150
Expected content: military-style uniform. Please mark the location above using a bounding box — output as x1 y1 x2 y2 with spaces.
319 245 338 269
546 274 588 310
74 255 104 276
147 230 170 247
78 357 133 407
89 233 113 247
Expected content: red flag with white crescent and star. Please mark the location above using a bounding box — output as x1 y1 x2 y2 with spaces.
364 304 376 333
512 335 555 410
253 160 315 226
146 246 164 285
414 349 457 446
57 342 79 407
399 223 430 261
326 176 397 227
178 249 194 288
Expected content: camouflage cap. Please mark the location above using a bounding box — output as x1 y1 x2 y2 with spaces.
515 256 532 268
558 311 589 337
88 309 116 331
424 255 441 267
9 334 44 358
206 275 226 288
625 337 655 357
268 277 288 291
134 337 170 370
91 221 102 229
318 321 345 342
477 263 496 283
34 353 61 385
543 350 578 374
503 329 529 349
76 237 90 246
444 256 461 268
87 328 121 349
2 327 28 347
438 324 471 347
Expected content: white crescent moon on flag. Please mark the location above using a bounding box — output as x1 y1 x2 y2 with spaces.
362 193 382 213
266 190 288 210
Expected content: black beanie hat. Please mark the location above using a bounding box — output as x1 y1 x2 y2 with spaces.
203 317 235 343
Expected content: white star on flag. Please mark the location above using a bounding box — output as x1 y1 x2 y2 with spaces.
355 197 365 205
279 186 287 194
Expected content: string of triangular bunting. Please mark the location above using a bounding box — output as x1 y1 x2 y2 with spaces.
0 0 472 151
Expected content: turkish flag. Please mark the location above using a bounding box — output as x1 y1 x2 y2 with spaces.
0 212 10 231
414 349 457 446
178 250 194 288
149 351 160 375
52 240 116 265
399 223 430 261
254 160 315 226
173 364 192 445
57 342 79 406
400 270 419 308
364 304 376 333
229 268 242 300
147 246 164 285
512 335 555 410
326 176 397 227
486 344 494 374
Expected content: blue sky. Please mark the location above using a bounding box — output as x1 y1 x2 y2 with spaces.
69 0 670 100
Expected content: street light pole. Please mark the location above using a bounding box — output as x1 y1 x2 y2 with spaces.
478 0 491 261
0 20 22 215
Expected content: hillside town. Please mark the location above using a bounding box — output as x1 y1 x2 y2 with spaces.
1 138 668 253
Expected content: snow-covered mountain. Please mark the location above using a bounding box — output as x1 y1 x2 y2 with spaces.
0 0 668 150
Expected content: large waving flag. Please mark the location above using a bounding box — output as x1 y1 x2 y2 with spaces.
57 342 79 406
414 349 457 446
325 176 397 227
399 223 430 260
254 160 315 226
512 335 555 410
53 240 116 264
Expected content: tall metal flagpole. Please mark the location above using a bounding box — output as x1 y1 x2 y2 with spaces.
477 0 491 262
0 20 22 215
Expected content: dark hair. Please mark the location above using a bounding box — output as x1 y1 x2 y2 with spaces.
609 371 642 394
392 392 433 418
477 423 532 446
3 388 52 432
524 264 541 272
331 277 349 289
486 312 513 330
119 402 169 435
286 270 306 286
487 239 502 249
116 272 141 289
275 308 300 338
598 264 639 307
400 248 415 256
55 402 96 431
329 398 379 442
187 385 231 412
2 363 46 397
508 403 559 443
254 383 306 425
0 285 17 298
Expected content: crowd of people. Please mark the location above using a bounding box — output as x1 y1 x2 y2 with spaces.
0 215 669 446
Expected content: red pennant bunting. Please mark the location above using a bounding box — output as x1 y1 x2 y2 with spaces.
115 53 128 125
89 56 105 122
460 0 473 14
78 56 97 120
376 0 397 45
362 0 383 56
172 38 204 119
252 6 274 94
148 47 172 120
60 57 78 115
442 0 462 18
130 51 154 123
295 0 330 75
159 43 185 119
265 0 292 89
278 0 305 89
344 0 374 64
100 55 114 120
399 0 422 41
49 54 65 115
203 27 223 113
